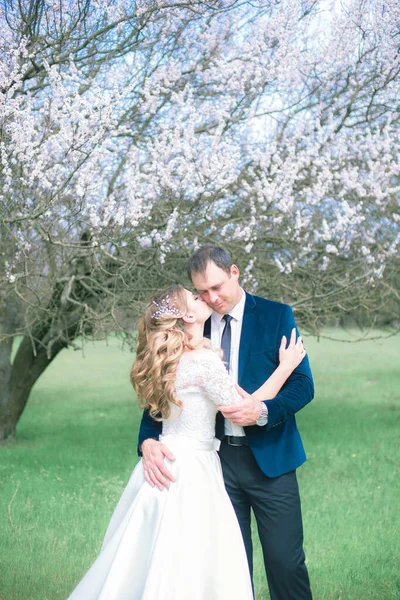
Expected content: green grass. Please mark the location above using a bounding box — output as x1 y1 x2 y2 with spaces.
0 332 399 600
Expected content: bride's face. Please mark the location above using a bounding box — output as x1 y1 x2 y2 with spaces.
184 289 213 324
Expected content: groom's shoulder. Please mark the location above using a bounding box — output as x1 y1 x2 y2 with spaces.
247 292 292 315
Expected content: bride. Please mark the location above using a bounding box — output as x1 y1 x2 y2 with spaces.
67 284 306 600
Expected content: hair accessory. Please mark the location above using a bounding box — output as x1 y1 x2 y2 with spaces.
152 295 182 320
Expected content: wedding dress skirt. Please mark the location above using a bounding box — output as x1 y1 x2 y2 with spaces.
67 434 253 600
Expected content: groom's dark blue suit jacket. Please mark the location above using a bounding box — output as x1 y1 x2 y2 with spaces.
138 292 314 478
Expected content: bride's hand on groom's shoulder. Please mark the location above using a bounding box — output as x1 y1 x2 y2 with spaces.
279 328 306 373
141 439 176 491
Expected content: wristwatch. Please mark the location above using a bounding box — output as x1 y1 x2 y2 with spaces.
256 403 268 426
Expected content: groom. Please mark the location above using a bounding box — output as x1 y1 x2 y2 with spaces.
138 246 314 600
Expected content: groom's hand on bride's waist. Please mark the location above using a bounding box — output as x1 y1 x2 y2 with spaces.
141 439 176 491
218 385 262 426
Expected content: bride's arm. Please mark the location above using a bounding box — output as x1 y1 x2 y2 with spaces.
196 329 304 408
218 328 305 426
251 328 305 401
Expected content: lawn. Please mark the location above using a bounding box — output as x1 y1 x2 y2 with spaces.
0 331 399 600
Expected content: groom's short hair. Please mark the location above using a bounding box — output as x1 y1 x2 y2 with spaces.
187 246 233 280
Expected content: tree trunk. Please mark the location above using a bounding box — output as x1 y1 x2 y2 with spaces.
0 290 89 441
0 296 20 441
0 233 107 441
0 336 69 442
0 336 15 441
1 297 86 442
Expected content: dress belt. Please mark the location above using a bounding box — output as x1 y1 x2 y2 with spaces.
160 434 221 451
222 436 249 447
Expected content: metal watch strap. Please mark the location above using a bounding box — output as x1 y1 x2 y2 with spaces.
256 404 268 426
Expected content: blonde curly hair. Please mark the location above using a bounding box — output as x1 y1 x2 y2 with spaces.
130 284 199 420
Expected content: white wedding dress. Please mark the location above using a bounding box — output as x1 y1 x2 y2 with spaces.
67 350 253 600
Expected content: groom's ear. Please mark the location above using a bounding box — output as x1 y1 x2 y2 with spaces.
231 264 240 279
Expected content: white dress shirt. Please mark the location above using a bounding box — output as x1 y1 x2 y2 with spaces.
210 288 246 436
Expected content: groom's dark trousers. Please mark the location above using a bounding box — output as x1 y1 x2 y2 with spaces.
138 292 314 600
219 442 310 600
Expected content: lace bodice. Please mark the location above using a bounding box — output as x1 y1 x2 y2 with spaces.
162 350 242 440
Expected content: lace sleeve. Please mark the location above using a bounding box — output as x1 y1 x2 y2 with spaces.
185 351 242 406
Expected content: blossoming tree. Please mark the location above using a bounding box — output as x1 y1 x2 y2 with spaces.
1 0 399 440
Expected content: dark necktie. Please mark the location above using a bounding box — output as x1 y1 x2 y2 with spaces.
221 314 233 373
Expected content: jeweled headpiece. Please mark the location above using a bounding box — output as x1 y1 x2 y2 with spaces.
152 295 182 320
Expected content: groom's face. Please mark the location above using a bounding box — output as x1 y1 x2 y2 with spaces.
191 261 242 315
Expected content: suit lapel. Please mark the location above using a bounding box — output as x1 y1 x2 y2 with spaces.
204 317 211 340
238 292 257 386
